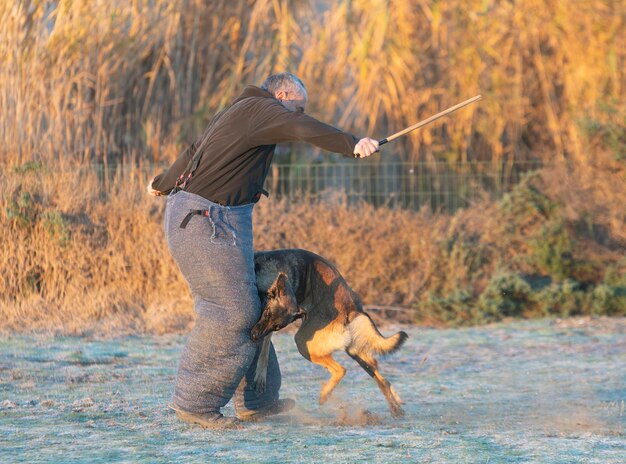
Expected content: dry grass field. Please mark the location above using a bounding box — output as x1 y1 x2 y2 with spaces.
1 0 625 334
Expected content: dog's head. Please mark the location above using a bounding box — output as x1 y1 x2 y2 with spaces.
251 272 305 341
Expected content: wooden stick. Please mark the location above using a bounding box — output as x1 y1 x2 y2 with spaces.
378 95 482 146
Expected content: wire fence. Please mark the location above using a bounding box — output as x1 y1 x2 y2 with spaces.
92 159 544 212
263 159 544 212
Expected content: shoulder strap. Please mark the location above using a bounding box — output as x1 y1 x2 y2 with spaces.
173 143 203 193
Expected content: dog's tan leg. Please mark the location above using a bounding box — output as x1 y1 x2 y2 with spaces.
349 353 405 418
371 368 405 418
309 354 346 405
253 334 272 393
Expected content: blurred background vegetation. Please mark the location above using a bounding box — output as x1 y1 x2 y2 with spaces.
1 0 624 334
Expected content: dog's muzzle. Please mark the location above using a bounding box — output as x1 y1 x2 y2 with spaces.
250 325 265 342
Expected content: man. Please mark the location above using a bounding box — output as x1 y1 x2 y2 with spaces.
148 72 378 429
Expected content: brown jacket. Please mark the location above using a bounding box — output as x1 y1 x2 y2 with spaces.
152 85 359 205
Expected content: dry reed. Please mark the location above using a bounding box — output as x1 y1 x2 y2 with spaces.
2 1 623 166
1 1 624 334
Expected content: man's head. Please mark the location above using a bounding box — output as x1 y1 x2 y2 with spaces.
260 72 307 113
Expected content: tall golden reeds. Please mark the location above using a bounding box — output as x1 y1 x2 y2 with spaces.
1 0 624 333
2 0 623 166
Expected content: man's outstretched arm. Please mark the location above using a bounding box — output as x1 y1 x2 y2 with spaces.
248 102 379 158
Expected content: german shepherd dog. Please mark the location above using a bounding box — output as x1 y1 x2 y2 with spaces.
251 249 408 418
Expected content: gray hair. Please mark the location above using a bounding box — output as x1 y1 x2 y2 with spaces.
260 72 308 100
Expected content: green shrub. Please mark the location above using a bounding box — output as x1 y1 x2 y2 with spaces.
498 173 555 221
579 99 626 161
475 272 533 323
528 219 577 281
586 264 626 316
5 189 40 228
13 162 44 175
41 211 71 247
603 263 626 287
586 284 625 316
532 279 585 317
417 289 474 325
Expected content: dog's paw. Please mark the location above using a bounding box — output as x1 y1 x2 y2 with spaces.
319 392 331 405
390 404 405 419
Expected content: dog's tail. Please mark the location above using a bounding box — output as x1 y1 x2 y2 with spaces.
348 313 408 356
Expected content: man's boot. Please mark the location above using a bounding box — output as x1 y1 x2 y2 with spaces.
169 403 243 430
236 398 296 422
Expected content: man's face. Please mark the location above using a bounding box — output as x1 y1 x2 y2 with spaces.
276 90 307 113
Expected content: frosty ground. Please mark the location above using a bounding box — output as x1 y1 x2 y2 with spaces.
1 318 624 463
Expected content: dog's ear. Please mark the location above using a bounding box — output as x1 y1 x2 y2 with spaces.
267 284 277 299
267 272 288 299
275 272 290 296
